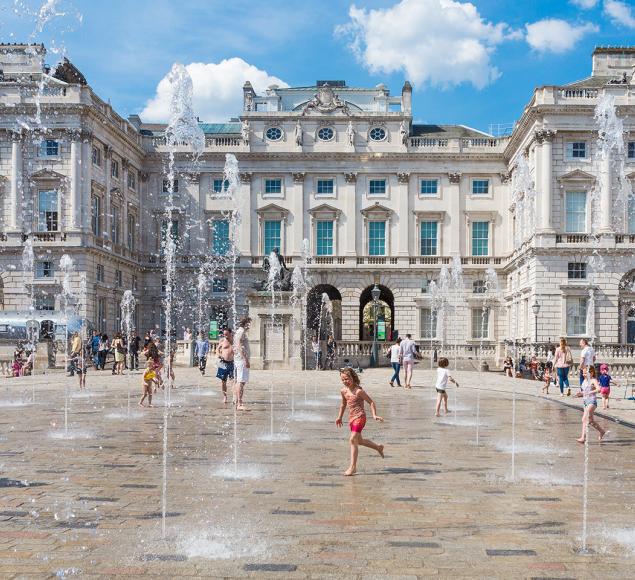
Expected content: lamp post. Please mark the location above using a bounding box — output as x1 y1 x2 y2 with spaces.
531 300 541 353
370 284 381 368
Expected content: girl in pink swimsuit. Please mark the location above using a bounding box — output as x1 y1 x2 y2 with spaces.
335 368 384 476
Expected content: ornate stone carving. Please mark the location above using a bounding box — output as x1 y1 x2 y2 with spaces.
448 172 462 184
499 171 512 183
294 120 303 147
241 120 250 145
103 145 113 160
140 172 149 182
239 172 253 184
400 120 408 145
344 172 357 183
80 128 93 142
292 172 306 183
535 129 556 143
397 172 410 184
68 128 82 142
346 121 355 147
10 130 23 142
302 84 351 115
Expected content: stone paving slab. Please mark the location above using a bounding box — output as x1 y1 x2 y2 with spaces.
0 367 634 578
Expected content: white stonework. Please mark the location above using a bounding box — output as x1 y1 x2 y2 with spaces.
2 44 635 359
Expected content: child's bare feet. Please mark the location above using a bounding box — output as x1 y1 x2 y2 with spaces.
138 402 144 407
237 404 245 410
434 413 440 417
378 444 384 459
577 437 585 444
599 430 609 441
344 467 356 476
148 404 153 407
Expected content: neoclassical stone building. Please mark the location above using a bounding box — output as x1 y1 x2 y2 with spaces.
2 43 635 362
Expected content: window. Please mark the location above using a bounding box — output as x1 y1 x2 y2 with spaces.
565 191 587 233
127 214 136 250
212 278 229 293
628 141 635 159
316 178 334 196
115 269 122 287
265 127 282 141
163 179 178 193
264 178 282 196
471 221 489 256
35 294 55 311
35 261 53 279
263 220 281 255
111 159 119 179
316 220 334 256
92 146 101 166
111 205 121 245
127 170 136 190
91 196 101 236
211 219 230 255
212 178 229 194
161 219 179 252
368 221 386 255
420 277 433 294
420 221 438 256
132 275 138 292
39 139 58 156
37 190 58 232
96 264 105 282
568 262 587 280
317 127 334 141
420 308 437 339
420 179 438 196
472 179 490 195
566 296 587 336
98 298 106 332
566 142 587 159
161 278 167 293
472 308 489 339
369 127 386 141
369 179 386 196
473 280 486 294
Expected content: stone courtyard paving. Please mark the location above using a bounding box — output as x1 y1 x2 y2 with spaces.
1 367 635 579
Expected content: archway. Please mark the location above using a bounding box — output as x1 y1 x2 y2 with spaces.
619 270 635 343
359 284 394 341
307 284 342 340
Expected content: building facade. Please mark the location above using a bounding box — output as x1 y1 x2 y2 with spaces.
1 43 635 358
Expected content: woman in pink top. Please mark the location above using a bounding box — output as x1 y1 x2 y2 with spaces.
553 337 573 397
335 368 384 476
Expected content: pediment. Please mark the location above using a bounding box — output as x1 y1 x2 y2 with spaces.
256 203 289 216
360 202 393 217
29 169 66 182
557 169 595 182
308 203 341 217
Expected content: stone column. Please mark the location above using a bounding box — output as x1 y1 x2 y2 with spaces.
344 172 357 256
81 130 92 232
103 145 112 243
239 172 253 257
447 172 461 255
9 131 22 232
599 153 612 233
69 130 81 231
397 172 410 256
292 172 305 256
537 129 555 232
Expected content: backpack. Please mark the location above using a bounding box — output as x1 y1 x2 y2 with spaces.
564 348 573 366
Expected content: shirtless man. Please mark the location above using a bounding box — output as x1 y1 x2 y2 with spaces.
216 328 234 404
233 317 251 410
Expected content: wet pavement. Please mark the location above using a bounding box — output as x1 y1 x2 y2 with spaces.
0 367 634 578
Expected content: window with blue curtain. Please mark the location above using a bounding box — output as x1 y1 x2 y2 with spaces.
263 220 281 255
368 221 386 255
212 219 230 255
420 221 438 255
471 221 489 256
316 220 333 255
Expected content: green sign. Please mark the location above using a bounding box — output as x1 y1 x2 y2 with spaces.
377 320 386 341
209 320 219 340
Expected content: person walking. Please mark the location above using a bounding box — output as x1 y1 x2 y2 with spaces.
553 337 573 396
399 333 417 389
233 317 251 410
129 330 141 371
575 366 607 443
90 330 100 369
579 338 595 387
387 337 402 387
112 333 126 375
97 333 109 370
194 332 209 375
325 335 337 370
216 328 234 404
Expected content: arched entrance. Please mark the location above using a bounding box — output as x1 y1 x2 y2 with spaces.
307 285 342 340
618 270 635 343
359 284 394 341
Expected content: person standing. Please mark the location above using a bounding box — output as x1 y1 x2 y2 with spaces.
68 331 82 376
388 337 402 387
579 338 595 387
98 334 109 371
183 327 192 341
194 332 209 375
233 317 251 410
112 333 126 375
553 337 573 396
575 366 607 443
312 335 322 370
399 333 417 389
325 335 337 370
129 330 141 371
90 330 100 369
216 328 234 404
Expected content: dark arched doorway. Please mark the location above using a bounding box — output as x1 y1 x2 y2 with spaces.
307 284 342 340
359 284 394 341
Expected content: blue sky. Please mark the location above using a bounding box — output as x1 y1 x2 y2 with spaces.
3 0 635 132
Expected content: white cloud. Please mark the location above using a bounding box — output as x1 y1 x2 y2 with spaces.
140 58 287 123
525 19 599 54
604 0 635 28
570 0 599 8
335 0 520 90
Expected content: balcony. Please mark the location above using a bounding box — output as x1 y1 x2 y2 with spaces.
146 135 246 152
248 255 505 269
408 136 507 153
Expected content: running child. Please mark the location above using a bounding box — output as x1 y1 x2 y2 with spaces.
435 357 459 417
574 366 607 443
74 344 89 390
139 361 155 407
598 363 617 410
335 367 384 476
541 362 553 394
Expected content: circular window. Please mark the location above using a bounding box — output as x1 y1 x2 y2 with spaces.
265 127 282 141
317 127 334 141
369 127 386 141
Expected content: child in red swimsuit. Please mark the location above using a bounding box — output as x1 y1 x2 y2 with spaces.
335 367 384 476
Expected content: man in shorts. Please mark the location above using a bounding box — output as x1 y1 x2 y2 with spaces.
216 328 234 404
233 317 251 410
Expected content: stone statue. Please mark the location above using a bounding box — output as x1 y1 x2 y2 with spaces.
244 91 253 111
294 120 303 147
241 120 250 145
347 121 355 147
400 120 408 145
257 248 294 291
